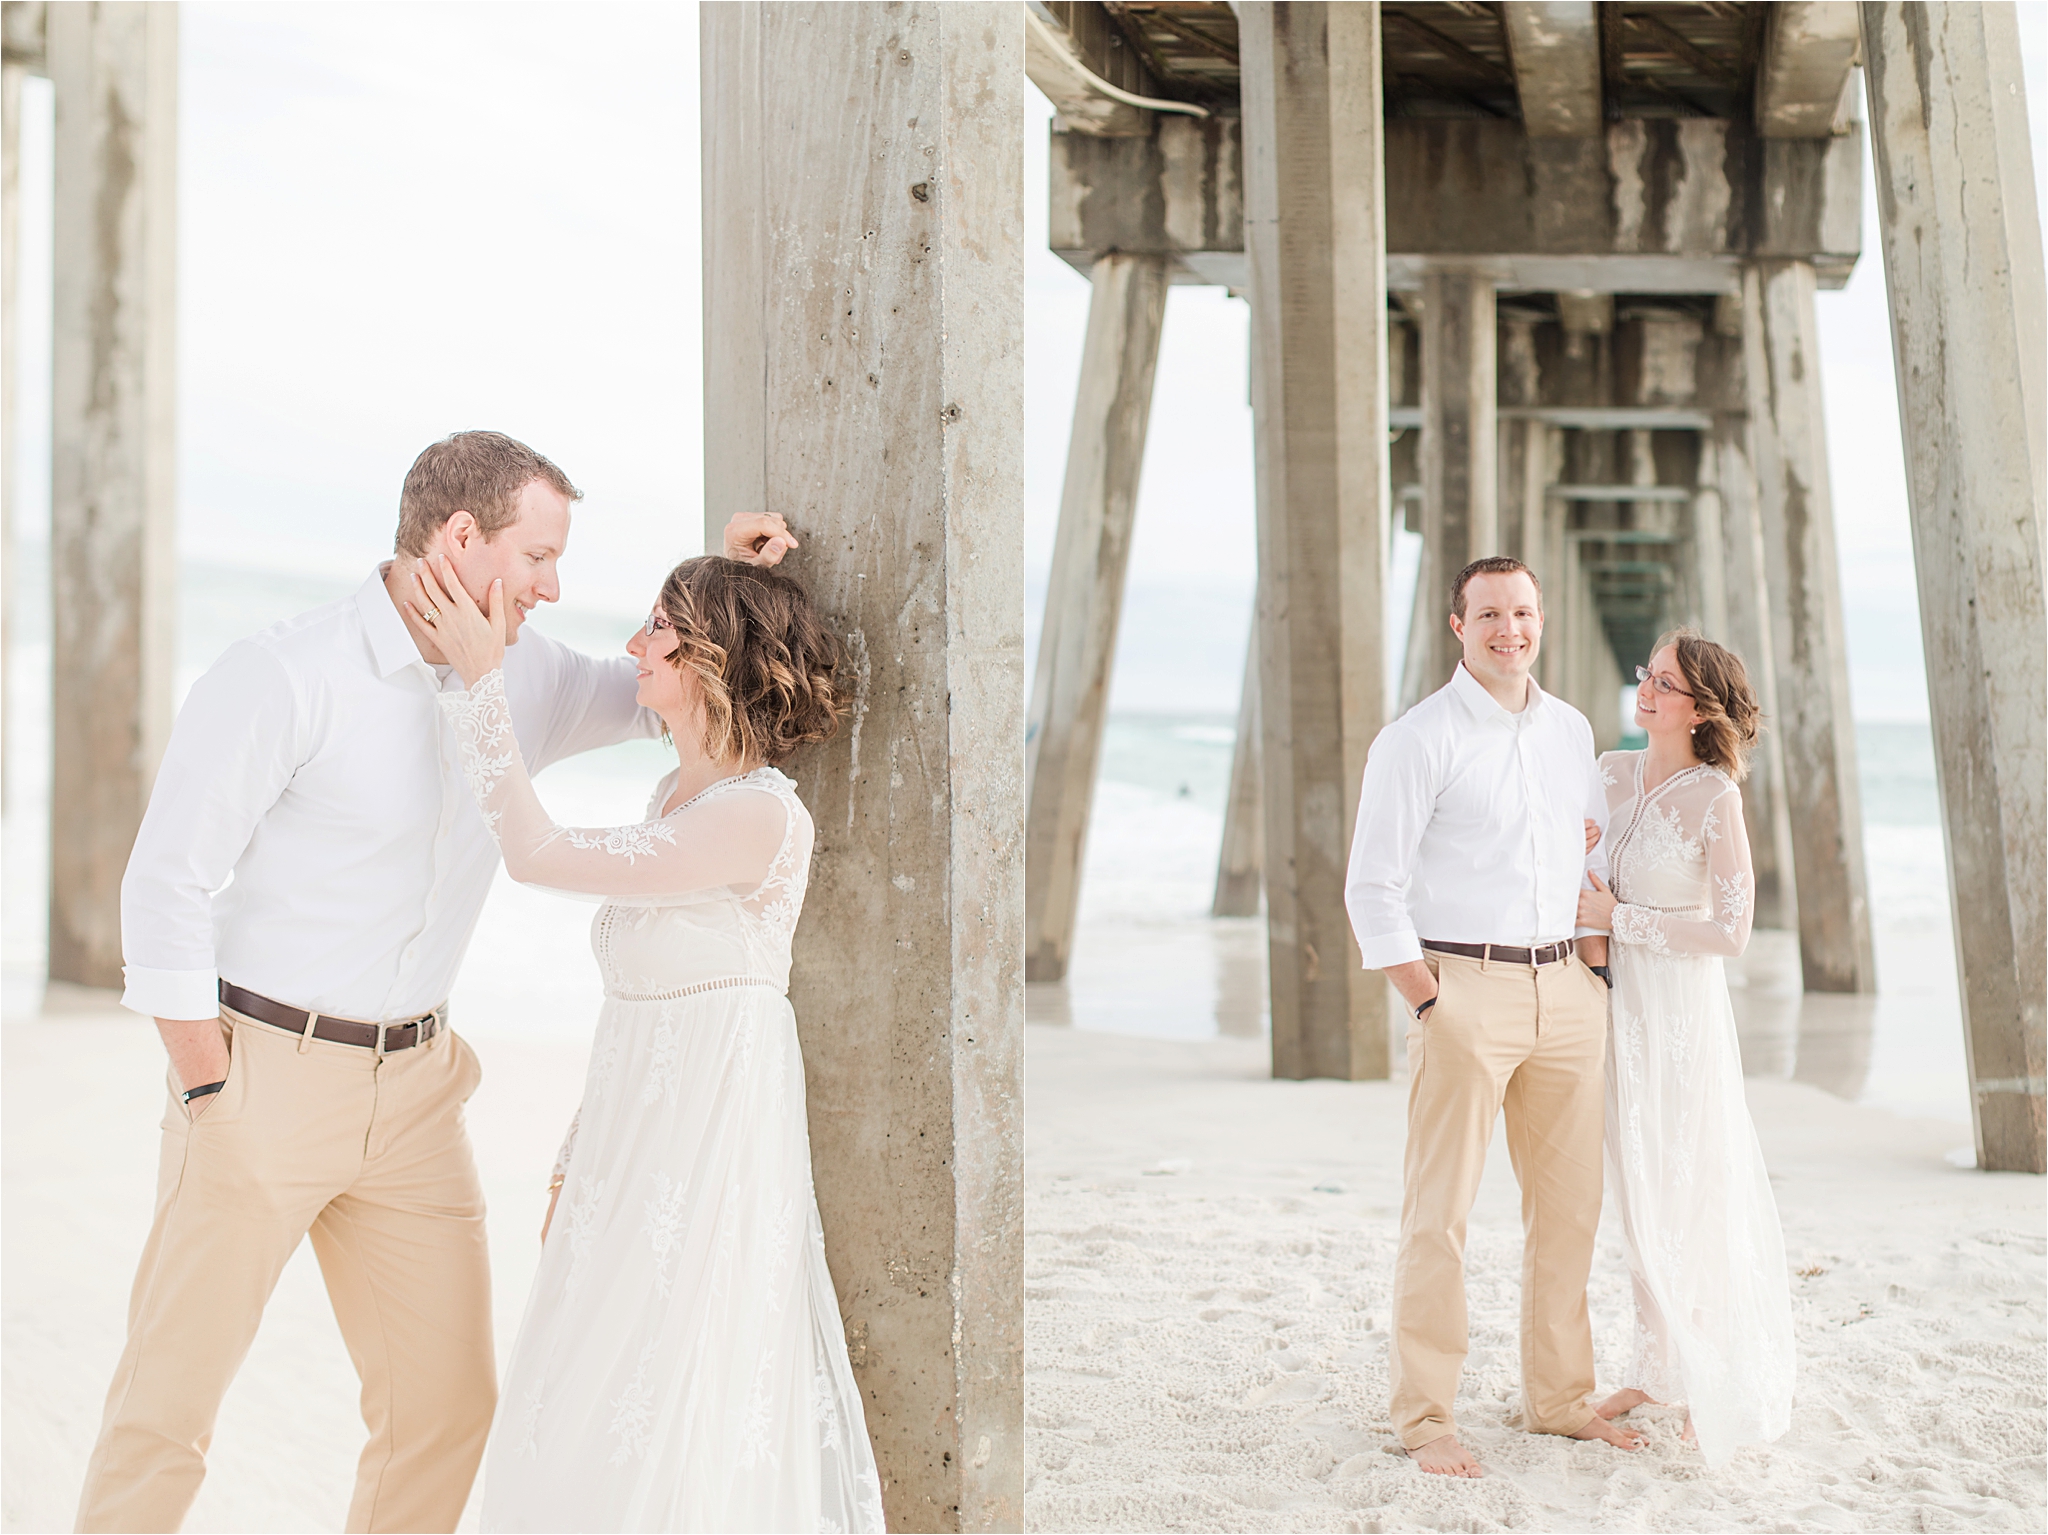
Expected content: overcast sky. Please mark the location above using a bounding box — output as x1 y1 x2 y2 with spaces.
9 1 2046 719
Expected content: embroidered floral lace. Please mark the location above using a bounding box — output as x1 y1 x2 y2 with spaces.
440 670 882 1532
1594 749 1794 1469
1603 756 1755 958
438 668 802 906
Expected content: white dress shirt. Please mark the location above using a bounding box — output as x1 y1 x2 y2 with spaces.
1344 664 1610 971
121 569 658 1023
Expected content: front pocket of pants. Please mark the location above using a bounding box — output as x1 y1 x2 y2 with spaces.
1427 955 1456 1023
163 1019 241 1130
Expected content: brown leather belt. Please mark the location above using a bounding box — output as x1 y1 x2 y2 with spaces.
219 981 443 1054
1422 938 1578 967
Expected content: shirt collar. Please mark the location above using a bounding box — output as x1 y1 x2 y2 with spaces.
1450 661 1545 724
356 565 429 677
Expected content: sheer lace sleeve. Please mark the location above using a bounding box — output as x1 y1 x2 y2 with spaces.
439 669 787 900
1609 776 1755 958
552 1108 580 1183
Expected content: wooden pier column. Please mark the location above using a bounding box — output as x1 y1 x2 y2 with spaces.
1211 629 1262 917
1417 267 1497 697
701 4 1024 1523
47 1 177 990
1708 414 1798 932
1239 0 1391 1082
1861 0 2045 1173
1023 251 1167 982
1741 259 1875 994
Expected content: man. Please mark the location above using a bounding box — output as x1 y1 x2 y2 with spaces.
1344 555 1643 1478
78 430 794 1533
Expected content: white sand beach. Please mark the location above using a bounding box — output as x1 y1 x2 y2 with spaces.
1025 1022 2046 1533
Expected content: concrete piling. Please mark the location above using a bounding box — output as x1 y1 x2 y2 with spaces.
700 3 1025 1522
46 0 177 991
1418 267 1497 699
1708 416 1799 932
1239 0 1390 1083
1741 259 1874 996
1212 630 1262 918
1861 0 2046 1173
1024 252 1167 984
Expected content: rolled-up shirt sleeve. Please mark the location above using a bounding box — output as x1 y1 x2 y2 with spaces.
1344 723 1434 970
121 642 301 1021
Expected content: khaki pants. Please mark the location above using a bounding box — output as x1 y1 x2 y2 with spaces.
76 1010 496 1533
1390 949 1608 1450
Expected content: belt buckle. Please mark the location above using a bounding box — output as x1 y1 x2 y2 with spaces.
374 1020 390 1059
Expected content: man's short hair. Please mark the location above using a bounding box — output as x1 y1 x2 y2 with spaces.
394 431 581 557
1451 555 1542 619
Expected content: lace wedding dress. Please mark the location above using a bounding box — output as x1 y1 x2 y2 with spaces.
1599 750 1795 1468
440 671 884 1533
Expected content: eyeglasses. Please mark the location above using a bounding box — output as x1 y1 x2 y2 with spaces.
642 612 673 637
1635 664 1694 699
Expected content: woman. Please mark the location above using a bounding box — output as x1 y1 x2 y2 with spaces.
411 550 884 1533
1577 629 1795 1468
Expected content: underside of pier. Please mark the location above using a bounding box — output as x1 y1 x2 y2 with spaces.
1022 1 2043 1175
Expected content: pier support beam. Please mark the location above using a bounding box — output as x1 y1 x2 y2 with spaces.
1417 267 1497 698
1708 415 1798 932
701 3 1024 1523
47 1 177 990
1240 0 1391 1082
1861 0 2046 1173
1212 630 1262 917
1 26 28 816
1703 415 1802 933
1741 259 1874 994
1024 252 1167 982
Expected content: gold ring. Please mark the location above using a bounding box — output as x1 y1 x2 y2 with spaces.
421 606 441 624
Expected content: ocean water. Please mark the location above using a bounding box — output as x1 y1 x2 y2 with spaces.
1072 712 1941 913
1 554 1966 1126
1060 708 1964 1129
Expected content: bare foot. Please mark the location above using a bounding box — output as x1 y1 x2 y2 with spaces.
1406 1433 1484 1478
1596 1387 1654 1420
1570 1415 1647 1451
1680 1412 1696 1444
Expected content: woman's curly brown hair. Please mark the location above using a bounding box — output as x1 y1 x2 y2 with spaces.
656 556 843 766
1656 627 1762 783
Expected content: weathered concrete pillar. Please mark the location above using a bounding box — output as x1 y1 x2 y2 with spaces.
1741 259 1874 994
1418 267 1497 694
1239 0 1391 1082
1861 0 2046 1173
700 4 1023 1524
1496 313 1541 565
1023 251 1167 982
1529 433 1570 699
2 27 28 816
1212 629 1262 917
46 0 177 990
1562 547 1624 752
1396 527 1440 714
1709 414 1798 932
